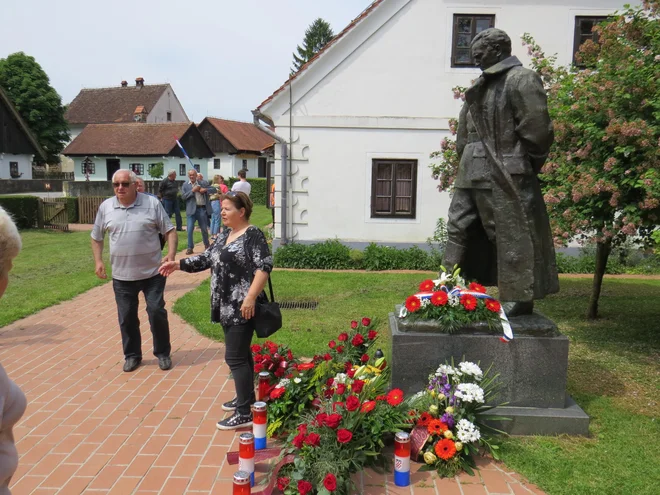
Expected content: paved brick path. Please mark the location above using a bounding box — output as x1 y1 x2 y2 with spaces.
1 247 547 495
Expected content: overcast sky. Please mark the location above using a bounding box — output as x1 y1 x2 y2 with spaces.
2 0 365 122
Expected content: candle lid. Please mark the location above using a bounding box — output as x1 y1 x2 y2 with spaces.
239 433 254 444
233 470 251 484
395 431 410 442
258 371 270 377
252 402 267 412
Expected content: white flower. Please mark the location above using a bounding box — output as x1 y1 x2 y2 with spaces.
458 362 483 380
454 383 484 403
449 295 460 307
435 364 461 377
293 377 302 384
334 373 348 384
277 378 291 389
456 419 481 443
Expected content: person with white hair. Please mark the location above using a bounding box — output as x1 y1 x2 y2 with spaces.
0 206 28 495
92 169 178 372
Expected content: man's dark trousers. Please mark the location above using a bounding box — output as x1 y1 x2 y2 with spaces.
112 274 171 359
162 198 183 231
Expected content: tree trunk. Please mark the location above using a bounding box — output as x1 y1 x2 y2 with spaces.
587 239 612 319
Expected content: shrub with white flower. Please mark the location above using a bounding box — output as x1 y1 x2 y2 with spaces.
454 383 485 403
434 364 461 377
458 362 483 381
456 419 481 443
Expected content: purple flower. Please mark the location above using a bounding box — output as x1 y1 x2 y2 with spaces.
442 413 455 429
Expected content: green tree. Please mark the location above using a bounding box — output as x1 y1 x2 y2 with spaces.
149 162 164 179
0 52 69 163
291 18 335 73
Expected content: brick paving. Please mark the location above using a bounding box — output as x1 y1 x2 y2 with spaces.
1 244 548 495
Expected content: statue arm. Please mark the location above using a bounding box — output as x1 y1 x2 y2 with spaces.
456 103 469 159
511 71 554 173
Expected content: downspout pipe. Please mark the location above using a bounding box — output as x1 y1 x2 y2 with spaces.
252 109 288 245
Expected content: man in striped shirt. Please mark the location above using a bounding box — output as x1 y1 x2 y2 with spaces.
91 170 177 372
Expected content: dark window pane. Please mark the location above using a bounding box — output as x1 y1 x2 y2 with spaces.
455 49 472 64
457 17 472 33
456 33 472 48
476 18 492 32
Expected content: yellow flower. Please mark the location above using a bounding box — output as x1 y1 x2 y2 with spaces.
455 442 463 451
443 430 453 439
429 390 437 398
429 405 439 415
423 452 438 465
445 406 454 414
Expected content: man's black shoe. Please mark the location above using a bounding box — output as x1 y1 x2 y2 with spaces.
158 356 172 371
123 357 142 372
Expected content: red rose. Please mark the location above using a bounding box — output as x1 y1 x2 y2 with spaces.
315 413 328 426
336 383 346 395
368 330 378 340
292 432 305 449
360 400 376 413
324 353 332 361
251 344 262 353
270 387 285 400
360 353 369 363
405 295 421 312
287 349 293 361
336 345 344 353
351 379 365 394
351 320 358 329
326 377 335 387
347 368 356 378
254 363 264 373
274 368 285 378
328 340 336 349
297 480 313 495
460 294 478 311
344 361 352 372
386 388 404 406
361 317 371 326
469 282 486 294
345 395 360 411
419 279 435 292
338 332 349 342
351 334 365 346
325 413 342 429
485 299 501 313
337 428 353 443
324 388 334 399
323 473 337 491
277 477 290 491
297 423 308 434
431 291 449 306
304 433 320 447
332 401 344 411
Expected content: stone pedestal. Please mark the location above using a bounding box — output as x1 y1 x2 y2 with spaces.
390 309 589 435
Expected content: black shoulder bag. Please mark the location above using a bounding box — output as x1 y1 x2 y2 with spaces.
254 276 282 338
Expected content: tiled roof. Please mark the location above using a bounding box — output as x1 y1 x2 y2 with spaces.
257 0 385 110
0 85 46 160
63 123 196 155
65 84 170 124
204 117 274 152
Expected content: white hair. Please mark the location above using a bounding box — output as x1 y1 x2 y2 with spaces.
0 206 22 277
111 169 138 183
168 169 177 176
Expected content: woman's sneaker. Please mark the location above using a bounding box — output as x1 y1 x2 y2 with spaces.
222 397 238 412
216 412 253 430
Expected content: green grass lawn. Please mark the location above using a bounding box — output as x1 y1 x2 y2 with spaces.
174 273 659 495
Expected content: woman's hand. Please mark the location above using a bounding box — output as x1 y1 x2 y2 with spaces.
159 260 179 277
241 295 256 320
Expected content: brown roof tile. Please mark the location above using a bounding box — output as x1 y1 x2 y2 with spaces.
65 84 170 124
63 123 204 156
204 118 274 152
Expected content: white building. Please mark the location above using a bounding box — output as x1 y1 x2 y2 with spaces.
197 117 274 180
254 0 625 249
0 86 46 180
63 123 213 181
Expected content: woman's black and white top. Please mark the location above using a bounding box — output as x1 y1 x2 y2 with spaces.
179 226 273 327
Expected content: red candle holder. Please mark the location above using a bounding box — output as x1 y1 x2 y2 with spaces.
238 433 255 487
252 402 267 450
233 470 251 495
258 371 270 401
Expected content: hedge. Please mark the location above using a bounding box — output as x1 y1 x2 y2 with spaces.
0 196 40 229
227 178 268 206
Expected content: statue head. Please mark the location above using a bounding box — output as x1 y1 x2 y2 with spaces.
470 28 512 70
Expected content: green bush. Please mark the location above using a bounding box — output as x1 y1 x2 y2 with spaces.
0 196 39 229
227 177 267 206
65 197 78 223
362 243 441 271
349 249 364 269
274 240 354 269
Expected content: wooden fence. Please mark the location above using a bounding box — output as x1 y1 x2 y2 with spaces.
41 198 69 232
78 196 108 224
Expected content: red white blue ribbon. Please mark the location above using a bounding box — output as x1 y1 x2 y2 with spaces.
174 136 196 172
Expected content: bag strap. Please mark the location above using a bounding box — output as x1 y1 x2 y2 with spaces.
266 275 275 303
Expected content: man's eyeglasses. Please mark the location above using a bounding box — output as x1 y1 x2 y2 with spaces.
112 182 131 188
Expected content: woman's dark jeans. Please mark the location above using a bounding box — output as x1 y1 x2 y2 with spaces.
222 321 256 415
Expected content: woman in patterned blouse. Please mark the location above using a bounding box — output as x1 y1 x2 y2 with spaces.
159 192 273 429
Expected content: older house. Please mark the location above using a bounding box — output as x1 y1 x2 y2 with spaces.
254 0 624 249
197 117 274 180
63 123 213 181
0 86 46 180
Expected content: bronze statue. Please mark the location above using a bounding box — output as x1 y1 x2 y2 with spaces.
443 28 559 316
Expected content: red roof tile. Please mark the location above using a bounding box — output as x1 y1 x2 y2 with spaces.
257 0 385 110
65 84 171 124
203 117 274 152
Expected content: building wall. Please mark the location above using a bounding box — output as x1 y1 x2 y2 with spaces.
70 155 208 181
262 0 625 246
204 154 264 181
0 153 34 180
148 87 189 124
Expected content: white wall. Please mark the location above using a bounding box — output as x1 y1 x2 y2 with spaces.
262 0 626 246
0 154 34 180
203 154 264 181
148 86 189 124
70 155 207 181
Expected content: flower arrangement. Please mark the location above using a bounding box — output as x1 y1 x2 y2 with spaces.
399 266 506 334
409 360 504 477
252 341 299 378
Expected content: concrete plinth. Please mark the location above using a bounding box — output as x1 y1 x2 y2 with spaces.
389 310 589 435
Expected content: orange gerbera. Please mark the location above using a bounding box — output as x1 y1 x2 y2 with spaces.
430 291 448 306
419 279 435 292
360 401 376 413
468 282 486 293
427 419 449 435
434 438 457 460
485 299 501 313
405 296 421 313
417 412 432 427
386 388 404 406
460 294 477 311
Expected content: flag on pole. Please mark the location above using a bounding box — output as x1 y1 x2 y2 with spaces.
174 136 196 172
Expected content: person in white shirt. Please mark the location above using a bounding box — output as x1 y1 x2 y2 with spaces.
231 169 251 196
